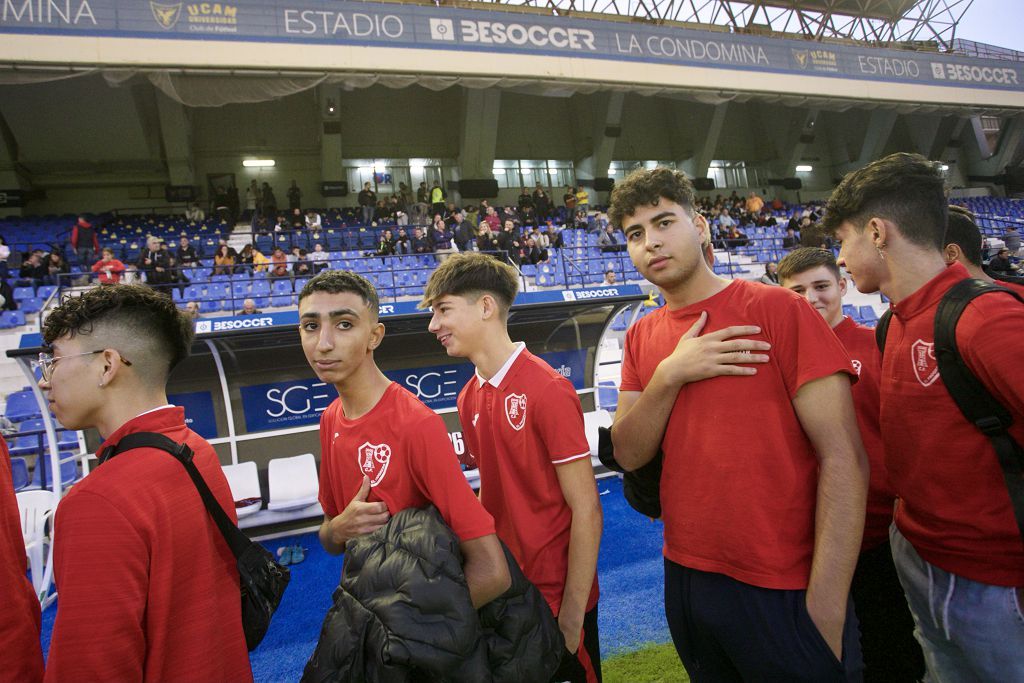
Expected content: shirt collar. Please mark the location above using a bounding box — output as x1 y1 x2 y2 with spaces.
891 262 969 321
96 405 181 462
476 342 526 388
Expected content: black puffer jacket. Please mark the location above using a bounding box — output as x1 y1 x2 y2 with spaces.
302 506 564 683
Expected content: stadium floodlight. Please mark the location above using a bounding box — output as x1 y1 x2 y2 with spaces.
243 159 275 167
795 165 813 172
940 164 950 171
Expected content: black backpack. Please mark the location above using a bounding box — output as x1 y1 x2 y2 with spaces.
875 278 1024 541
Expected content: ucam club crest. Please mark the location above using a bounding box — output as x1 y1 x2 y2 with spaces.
357 441 392 486
505 393 527 431
911 339 939 387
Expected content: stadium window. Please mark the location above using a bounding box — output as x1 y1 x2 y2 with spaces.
709 160 749 189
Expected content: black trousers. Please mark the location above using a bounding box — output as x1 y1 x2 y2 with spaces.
550 604 602 683
664 559 864 682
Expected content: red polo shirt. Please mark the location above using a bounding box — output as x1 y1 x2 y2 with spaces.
45 407 252 683
318 382 495 543
458 345 598 616
621 280 856 589
832 316 894 551
882 262 1024 586
1 438 43 683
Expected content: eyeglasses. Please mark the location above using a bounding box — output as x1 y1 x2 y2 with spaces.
34 349 132 382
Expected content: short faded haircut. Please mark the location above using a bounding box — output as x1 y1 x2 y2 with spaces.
42 284 193 382
777 247 842 283
420 252 519 313
608 167 697 232
944 205 983 267
822 152 947 252
298 270 379 316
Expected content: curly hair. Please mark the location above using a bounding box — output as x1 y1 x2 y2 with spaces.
420 252 519 312
822 152 947 251
298 270 379 312
42 284 194 376
607 167 696 231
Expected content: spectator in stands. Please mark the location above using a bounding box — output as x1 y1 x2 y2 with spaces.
464 204 479 229
498 220 522 265
943 206 1024 289
429 181 447 218
576 186 590 215
392 228 410 256
533 184 551 221
212 244 237 276
212 186 230 222
477 224 500 254
92 249 126 285
246 179 260 218
310 243 330 272
0 235 9 279
759 261 780 285
177 236 200 267
270 247 289 279
227 185 240 225
38 285 252 683
411 227 431 255
603 270 617 285
778 247 925 682
293 249 314 278
305 208 322 231
563 186 578 213
287 180 302 212
237 244 256 274
453 210 476 252
598 224 623 253
421 254 602 682
480 206 500 233
0 279 16 311
274 215 290 232
185 203 205 223
296 271 510 636
782 227 800 250
397 182 413 216
724 225 749 249
238 298 262 315
414 182 430 224
517 186 535 216
718 208 735 229
1003 225 1021 255
290 208 305 229
745 191 764 214
376 229 397 258
825 152 1024 682
44 251 69 287
357 182 376 227
544 221 565 249
430 220 456 261
374 199 392 224
522 237 547 265
988 247 1018 276
185 301 200 320
71 216 99 268
165 251 190 298
609 167 866 680
19 251 47 285
1 435 44 682
261 183 278 220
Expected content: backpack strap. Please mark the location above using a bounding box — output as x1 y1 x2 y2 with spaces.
100 431 252 559
875 308 893 355
934 279 1024 542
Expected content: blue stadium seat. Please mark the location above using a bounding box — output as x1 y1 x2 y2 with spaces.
37 285 58 300
20 298 44 314
271 279 292 295
10 457 30 491
31 456 79 489
842 304 858 319
858 306 878 324
12 286 35 300
597 381 619 411
251 280 271 296
4 389 40 422
270 294 294 308
0 310 26 328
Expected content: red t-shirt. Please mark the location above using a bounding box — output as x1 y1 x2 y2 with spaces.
45 407 252 683
458 345 598 616
318 382 495 542
1 438 43 683
620 280 856 589
882 262 1024 586
832 316 895 552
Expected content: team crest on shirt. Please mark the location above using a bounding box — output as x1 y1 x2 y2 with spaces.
851 359 862 376
504 393 528 431
911 340 939 387
357 441 392 486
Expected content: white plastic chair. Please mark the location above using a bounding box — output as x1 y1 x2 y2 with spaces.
222 461 263 519
267 453 320 512
17 489 57 602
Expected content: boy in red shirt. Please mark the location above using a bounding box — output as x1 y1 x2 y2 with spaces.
421 252 604 683
39 284 252 683
943 204 1024 294
826 152 1024 681
779 247 924 681
297 270 510 608
609 168 869 680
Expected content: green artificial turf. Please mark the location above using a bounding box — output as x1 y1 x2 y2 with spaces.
602 642 690 682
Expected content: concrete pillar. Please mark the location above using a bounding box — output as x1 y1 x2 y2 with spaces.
681 102 728 180
966 114 1023 175
320 86 343 195
837 109 898 175
0 116 28 216
574 91 625 185
458 88 501 180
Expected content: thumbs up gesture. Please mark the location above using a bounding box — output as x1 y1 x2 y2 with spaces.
327 475 391 548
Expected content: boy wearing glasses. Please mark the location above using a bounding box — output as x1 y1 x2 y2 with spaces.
39 285 252 683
